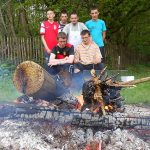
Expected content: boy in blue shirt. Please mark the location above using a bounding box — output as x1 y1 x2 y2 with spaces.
85 6 106 62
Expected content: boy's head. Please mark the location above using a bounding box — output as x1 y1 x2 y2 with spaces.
90 6 99 20
47 10 55 21
60 10 68 24
57 32 67 48
81 30 91 45
70 12 78 25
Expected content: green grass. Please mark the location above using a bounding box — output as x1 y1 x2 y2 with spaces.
0 75 21 102
121 82 150 104
120 65 150 104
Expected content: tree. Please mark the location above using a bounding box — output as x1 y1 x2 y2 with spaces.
0 0 150 56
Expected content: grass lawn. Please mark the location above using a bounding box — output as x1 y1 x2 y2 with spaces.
120 65 150 104
121 82 150 104
0 64 149 104
0 75 21 102
0 63 21 102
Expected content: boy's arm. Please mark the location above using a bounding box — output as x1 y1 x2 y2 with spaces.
94 46 102 64
66 55 74 64
102 21 107 42
81 22 88 30
48 54 73 66
48 53 58 66
102 31 106 41
74 48 80 63
41 35 51 53
40 22 51 53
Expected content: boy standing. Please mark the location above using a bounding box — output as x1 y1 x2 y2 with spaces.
40 10 59 63
85 7 106 62
59 10 68 32
63 12 88 48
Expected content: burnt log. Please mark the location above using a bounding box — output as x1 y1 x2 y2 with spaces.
13 61 64 101
81 69 150 114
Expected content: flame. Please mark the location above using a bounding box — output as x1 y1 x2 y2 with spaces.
108 105 113 110
104 106 109 111
14 99 22 104
75 95 84 110
92 107 100 113
85 140 102 150
75 95 102 113
105 104 114 111
75 94 114 113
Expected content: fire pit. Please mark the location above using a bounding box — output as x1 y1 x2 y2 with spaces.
0 61 150 150
0 113 150 150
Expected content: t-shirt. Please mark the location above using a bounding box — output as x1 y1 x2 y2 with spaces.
40 21 59 52
85 19 106 47
59 22 67 32
74 42 102 65
51 43 74 59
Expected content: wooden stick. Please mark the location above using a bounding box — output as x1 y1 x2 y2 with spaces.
120 77 150 85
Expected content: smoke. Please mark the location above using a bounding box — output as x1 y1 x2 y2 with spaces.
70 71 91 94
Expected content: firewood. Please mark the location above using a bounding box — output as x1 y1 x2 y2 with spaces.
120 77 150 85
81 68 150 115
13 61 56 101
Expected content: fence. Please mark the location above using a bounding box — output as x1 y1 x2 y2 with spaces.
0 36 148 69
0 36 44 65
105 44 147 69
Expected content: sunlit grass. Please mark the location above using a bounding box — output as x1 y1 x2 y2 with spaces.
120 65 150 104
122 82 150 104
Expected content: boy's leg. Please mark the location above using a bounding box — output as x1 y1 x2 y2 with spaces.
99 46 105 63
95 63 105 70
74 63 85 73
44 52 50 72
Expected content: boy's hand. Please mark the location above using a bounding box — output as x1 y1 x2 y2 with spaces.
47 49 51 54
65 56 69 60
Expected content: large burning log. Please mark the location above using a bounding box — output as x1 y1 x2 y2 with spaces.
13 61 65 101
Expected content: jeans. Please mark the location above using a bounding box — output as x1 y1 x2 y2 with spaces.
74 63 104 72
49 63 73 75
99 46 105 63
44 51 50 73
44 51 50 64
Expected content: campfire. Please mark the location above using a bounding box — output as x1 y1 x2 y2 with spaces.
12 61 150 115
0 61 150 150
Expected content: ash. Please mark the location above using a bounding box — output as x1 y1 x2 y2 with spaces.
0 118 150 150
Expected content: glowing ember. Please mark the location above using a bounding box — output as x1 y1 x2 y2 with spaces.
85 140 102 150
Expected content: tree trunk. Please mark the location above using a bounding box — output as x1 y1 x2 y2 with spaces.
0 8 7 36
13 61 57 101
19 8 32 37
6 0 16 38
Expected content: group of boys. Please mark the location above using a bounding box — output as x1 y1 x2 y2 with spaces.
40 7 106 76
